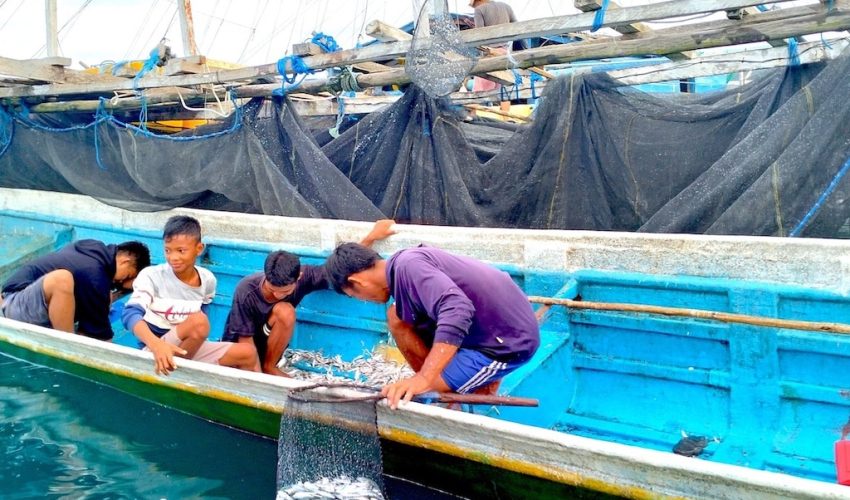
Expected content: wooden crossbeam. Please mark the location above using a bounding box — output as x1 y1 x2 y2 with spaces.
23 38 847 115
0 56 68 82
575 0 694 60
294 38 395 75
451 38 848 104
365 20 413 42
298 1 850 94
0 0 805 99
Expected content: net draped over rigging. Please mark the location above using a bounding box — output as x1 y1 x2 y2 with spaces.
1 50 849 237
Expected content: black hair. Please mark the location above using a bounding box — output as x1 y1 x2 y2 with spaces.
116 241 151 271
264 250 300 287
163 215 201 241
324 243 380 294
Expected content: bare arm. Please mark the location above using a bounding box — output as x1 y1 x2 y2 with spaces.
133 321 187 375
359 219 396 248
381 342 458 409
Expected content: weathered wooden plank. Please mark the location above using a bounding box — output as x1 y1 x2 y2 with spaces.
300 1 850 94
26 36 844 115
165 55 208 75
0 56 67 82
353 61 394 73
574 0 648 35
18 57 72 67
365 20 412 42
292 42 325 57
0 0 804 98
451 38 848 103
575 0 692 60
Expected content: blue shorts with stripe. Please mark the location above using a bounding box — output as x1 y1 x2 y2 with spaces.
441 348 526 394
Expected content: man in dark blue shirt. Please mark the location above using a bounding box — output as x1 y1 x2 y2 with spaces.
1 239 151 340
222 220 396 376
325 243 540 409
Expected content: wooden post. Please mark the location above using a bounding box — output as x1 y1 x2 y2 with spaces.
44 0 59 58
177 0 200 57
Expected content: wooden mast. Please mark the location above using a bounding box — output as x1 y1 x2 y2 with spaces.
177 0 200 57
44 0 59 58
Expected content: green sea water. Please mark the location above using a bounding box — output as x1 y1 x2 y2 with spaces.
0 351 278 499
0 351 461 500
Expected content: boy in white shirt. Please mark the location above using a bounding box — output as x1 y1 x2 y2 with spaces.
122 215 259 375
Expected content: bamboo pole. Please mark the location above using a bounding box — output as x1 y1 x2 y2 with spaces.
464 103 529 122
22 37 847 115
527 296 850 335
307 1 850 94
0 0 805 99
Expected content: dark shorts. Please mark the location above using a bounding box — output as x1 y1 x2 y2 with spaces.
441 348 526 393
2 276 51 327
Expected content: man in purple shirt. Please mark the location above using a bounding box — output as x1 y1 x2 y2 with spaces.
324 243 540 409
222 220 395 376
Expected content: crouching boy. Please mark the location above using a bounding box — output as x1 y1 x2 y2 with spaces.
122 215 259 375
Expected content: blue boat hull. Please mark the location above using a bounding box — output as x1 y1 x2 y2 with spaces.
2 188 850 498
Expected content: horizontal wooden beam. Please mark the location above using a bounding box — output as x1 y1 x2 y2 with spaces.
0 0 802 99
23 36 845 116
0 56 67 82
575 0 694 60
365 20 412 42
296 1 850 94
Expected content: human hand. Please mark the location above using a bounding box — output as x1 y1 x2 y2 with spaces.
361 219 396 247
149 339 187 375
381 373 432 410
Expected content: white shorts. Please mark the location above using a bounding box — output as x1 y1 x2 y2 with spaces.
145 328 232 365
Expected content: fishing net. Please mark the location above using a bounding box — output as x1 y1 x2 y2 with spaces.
0 97 383 221
405 0 478 98
277 384 386 500
3 45 850 237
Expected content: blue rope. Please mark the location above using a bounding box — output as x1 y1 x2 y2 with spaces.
133 47 161 92
790 154 850 237
787 38 801 67
273 55 313 95
111 60 129 76
420 106 431 137
591 0 610 32
12 101 96 132
138 95 148 133
529 71 544 100
102 93 244 141
0 106 13 159
329 96 346 138
94 99 111 170
310 32 341 53
512 70 523 100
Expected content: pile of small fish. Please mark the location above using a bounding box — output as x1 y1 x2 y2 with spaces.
280 348 414 387
276 475 384 500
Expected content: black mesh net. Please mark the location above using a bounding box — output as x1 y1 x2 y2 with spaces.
277 386 385 500
2 48 849 237
0 97 383 221
405 0 478 99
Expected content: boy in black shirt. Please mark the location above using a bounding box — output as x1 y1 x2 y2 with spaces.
1 239 150 340
222 221 394 376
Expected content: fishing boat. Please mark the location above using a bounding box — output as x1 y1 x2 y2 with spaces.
2 187 850 499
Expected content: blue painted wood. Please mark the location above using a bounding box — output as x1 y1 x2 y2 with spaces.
3 209 850 485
